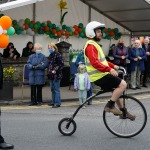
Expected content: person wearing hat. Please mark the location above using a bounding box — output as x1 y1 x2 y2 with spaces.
0 59 14 149
84 21 135 120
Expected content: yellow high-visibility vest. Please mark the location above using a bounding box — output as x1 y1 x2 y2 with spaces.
84 40 109 82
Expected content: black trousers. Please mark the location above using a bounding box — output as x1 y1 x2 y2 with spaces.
143 61 148 85
31 85 43 103
0 135 4 143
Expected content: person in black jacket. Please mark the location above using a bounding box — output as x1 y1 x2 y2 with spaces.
22 41 34 57
0 59 14 149
3 42 20 60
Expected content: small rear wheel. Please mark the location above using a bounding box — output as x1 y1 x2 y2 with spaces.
58 118 77 136
103 95 147 138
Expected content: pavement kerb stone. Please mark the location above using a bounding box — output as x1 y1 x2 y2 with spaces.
0 88 150 106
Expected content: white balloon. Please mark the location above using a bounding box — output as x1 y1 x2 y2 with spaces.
3 30 7 34
18 19 25 26
0 26 3 35
26 28 32 34
22 30 26 35
29 31 35 36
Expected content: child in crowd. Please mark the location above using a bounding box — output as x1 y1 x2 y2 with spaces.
74 64 90 108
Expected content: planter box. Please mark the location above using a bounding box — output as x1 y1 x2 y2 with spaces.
0 80 13 101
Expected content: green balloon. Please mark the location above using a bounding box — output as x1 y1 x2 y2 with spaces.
12 20 17 25
78 23 83 28
114 28 119 33
33 24 38 29
52 24 56 28
107 36 111 40
56 27 60 31
29 23 33 28
69 32 73 36
82 28 85 32
25 18 30 24
49 34 54 38
16 30 22 35
62 25 66 29
36 21 41 29
15 24 20 30
41 22 46 27
7 27 15 36
108 28 111 32
67 27 71 32
79 32 84 37
47 22 52 28
0 14 4 18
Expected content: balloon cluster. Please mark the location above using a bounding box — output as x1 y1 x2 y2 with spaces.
12 18 122 40
0 16 15 48
12 18 86 39
102 28 121 40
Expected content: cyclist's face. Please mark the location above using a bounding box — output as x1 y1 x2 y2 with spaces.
95 29 102 41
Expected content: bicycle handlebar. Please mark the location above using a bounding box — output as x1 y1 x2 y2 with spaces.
118 66 127 75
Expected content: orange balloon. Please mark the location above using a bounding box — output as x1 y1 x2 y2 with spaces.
44 26 49 32
104 28 108 33
0 34 9 48
73 31 78 35
77 28 82 33
0 16 12 30
24 24 29 29
108 31 115 36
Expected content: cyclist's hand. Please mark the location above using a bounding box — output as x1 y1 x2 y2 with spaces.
114 65 119 70
110 69 118 76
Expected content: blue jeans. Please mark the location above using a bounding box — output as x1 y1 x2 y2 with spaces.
87 83 93 104
50 79 61 106
78 90 87 105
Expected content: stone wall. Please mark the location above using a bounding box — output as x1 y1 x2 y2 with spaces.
1 57 70 87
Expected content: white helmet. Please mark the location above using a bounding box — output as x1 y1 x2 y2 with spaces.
85 21 105 38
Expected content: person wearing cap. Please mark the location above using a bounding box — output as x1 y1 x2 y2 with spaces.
84 21 135 120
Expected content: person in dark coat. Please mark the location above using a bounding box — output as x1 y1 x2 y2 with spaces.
22 41 34 57
0 58 14 149
128 40 146 89
3 42 20 60
113 39 128 67
47 43 64 108
142 38 150 87
27 43 48 106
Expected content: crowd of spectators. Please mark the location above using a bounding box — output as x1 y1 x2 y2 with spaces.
109 37 150 89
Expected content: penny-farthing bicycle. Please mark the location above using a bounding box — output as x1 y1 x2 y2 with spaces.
58 67 147 138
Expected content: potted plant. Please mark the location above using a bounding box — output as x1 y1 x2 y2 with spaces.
0 66 16 101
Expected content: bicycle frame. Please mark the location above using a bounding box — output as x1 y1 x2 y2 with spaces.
67 66 127 123
68 89 112 122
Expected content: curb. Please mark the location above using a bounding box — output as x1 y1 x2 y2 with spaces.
0 89 150 106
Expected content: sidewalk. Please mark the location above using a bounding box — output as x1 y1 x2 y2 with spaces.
0 83 150 106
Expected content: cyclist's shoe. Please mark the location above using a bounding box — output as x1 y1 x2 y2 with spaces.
120 112 136 121
120 108 136 121
104 106 122 116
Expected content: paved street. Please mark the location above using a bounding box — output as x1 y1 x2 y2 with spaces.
1 95 150 150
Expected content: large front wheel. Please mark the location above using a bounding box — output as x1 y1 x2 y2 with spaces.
103 95 147 138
